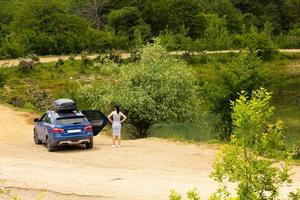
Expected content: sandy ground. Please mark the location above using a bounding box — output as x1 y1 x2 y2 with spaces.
1 49 300 67
0 105 299 200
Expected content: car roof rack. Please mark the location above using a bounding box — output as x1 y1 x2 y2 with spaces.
53 98 78 113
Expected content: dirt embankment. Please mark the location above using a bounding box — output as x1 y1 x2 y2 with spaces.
0 105 299 200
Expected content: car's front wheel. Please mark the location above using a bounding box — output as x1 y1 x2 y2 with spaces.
33 130 42 144
85 142 93 149
46 137 56 152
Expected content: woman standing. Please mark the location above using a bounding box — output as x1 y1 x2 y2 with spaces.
108 105 127 147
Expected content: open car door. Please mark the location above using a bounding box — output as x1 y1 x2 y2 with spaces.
81 110 108 136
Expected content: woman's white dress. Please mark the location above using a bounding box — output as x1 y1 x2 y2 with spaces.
112 111 121 136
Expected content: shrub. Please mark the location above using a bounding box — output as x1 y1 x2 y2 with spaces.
235 23 277 60
169 188 201 200
289 188 300 200
210 88 292 200
203 51 266 140
68 54 76 61
9 96 25 108
55 58 64 67
108 50 121 63
18 59 34 72
291 142 300 160
169 190 182 200
26 85 53 111
0 69 6 87
81 55 93 67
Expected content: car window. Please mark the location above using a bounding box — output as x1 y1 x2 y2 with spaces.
56 117 88 125
41 115 51 124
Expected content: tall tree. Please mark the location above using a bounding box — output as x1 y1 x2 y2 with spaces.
75 0 110 30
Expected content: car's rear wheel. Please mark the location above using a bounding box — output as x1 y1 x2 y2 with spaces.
34 130 42 144
46 137 56 152
85 142 93 149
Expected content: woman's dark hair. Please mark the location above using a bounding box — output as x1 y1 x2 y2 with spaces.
114 105 120 114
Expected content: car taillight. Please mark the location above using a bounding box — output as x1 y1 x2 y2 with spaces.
84 125 93 132
52 128 64 133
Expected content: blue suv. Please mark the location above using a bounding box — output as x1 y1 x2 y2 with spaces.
33 99 108 152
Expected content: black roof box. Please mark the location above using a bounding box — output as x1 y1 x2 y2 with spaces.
53 99 77 112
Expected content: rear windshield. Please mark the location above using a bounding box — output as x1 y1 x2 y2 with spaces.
57 117 88 125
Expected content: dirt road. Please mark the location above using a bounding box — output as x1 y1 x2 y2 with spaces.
1 49 300 67
0 105 299 200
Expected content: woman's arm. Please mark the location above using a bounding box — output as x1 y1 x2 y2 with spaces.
107 112 113 123
120 112 127 123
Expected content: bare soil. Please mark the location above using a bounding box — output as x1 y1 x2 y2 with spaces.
0 105 299 200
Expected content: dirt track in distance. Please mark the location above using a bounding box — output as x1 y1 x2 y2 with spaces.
1 49 300 67
0 105 299 200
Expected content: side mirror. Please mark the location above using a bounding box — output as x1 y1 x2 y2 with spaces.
34 118 40 122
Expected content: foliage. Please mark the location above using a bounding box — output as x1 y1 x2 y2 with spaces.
18 59 35 72
236 24 277 60
0 69 6 88
204 51 266 140
81 55 93 67
169 188 201 200
0 0 299 57
55 58 64 68
25 85 53 111
210 88 292 200
80 43 202 138
9 96 25 108
108 6 151 43
201 14 233 50
169 190 182 200
288 188 300 200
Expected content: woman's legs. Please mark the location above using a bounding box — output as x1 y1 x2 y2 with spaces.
112 135 117 146
117 135 121 146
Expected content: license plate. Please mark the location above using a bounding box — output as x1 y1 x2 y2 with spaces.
67 129 81 133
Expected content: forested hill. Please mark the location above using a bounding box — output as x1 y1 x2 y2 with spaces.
0 0 299 59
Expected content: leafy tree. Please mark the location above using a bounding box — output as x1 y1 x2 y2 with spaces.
80 43 202 138
203 51 266 140
236 23 277 60
75 0 110 30
108 6 151 43
9 0 93 56
199 0 243 33
201 14 233 50
210 88 292 200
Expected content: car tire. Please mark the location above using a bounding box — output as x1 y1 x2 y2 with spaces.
85 142 93 149
46 137 56 152
34 130 42 144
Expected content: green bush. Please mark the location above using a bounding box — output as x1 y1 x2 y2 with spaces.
289 188 300 200
210 88 292 200
235 23 278 60
25 85 53 111
55 58 64 68
203 51 266 140
0 69 6 88
9 96 25 108
169 188 201 200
